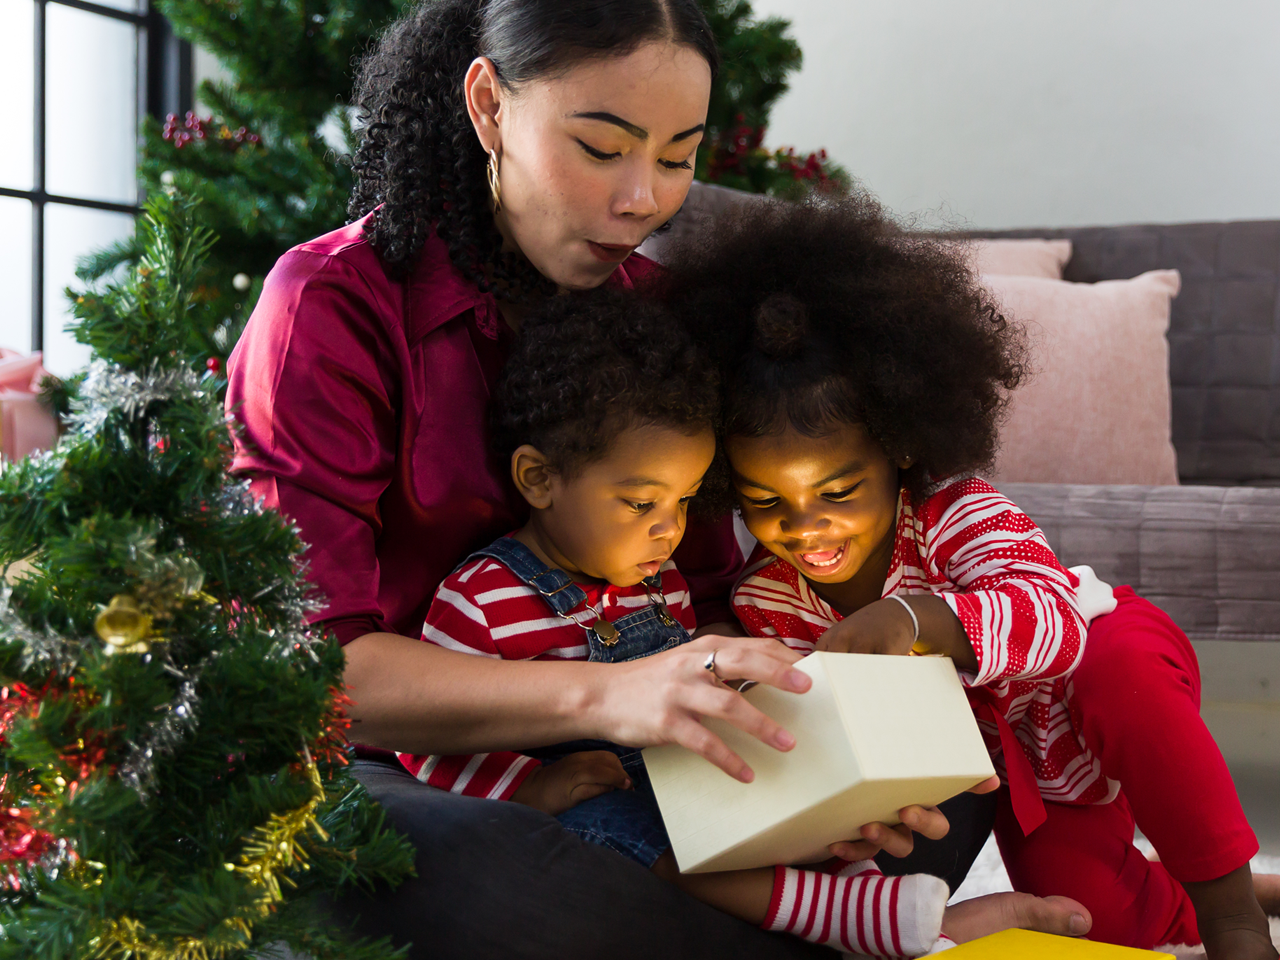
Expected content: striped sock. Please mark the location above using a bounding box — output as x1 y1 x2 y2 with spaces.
762 862 948 957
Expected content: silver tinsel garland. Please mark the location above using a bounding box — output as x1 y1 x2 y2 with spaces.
0 580 81 674
218 475 262 518
117 657 211 797
6 356 337 797
68 358 206 436
268 551 329 662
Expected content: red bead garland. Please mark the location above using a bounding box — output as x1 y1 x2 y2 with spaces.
162 112 261 152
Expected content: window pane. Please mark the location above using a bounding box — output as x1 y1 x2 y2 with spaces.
0 198 34 355
44 203 135 377
0 1 35 191
85 0 144 12
46 5 137 204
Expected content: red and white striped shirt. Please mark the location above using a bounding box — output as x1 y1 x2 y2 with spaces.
398 546 696 800
733 476 1115 807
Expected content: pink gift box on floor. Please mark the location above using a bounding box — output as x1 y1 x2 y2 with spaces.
0 348 60 464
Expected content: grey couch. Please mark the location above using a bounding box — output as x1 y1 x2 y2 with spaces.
642 183 1280 645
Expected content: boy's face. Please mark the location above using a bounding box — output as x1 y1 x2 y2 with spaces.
528 423 716 587
726 421 904 590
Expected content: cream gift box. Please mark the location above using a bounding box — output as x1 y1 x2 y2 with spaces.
643 651 995 874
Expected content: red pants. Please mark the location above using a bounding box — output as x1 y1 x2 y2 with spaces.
992 587 1258 949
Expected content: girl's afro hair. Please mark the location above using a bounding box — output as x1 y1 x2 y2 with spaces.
660 193 1028 500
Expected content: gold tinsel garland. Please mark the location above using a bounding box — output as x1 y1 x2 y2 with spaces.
89 762 328 960
227 759 330 904
91 916 250 960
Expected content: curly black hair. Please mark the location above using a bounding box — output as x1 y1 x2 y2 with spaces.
661 194 1027 501
490 288 720 484
348 0 718 295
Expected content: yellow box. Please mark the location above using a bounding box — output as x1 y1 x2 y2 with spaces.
942 929 1168 957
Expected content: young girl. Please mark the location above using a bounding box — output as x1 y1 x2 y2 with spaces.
398 289 1091 956
662 196 1280 959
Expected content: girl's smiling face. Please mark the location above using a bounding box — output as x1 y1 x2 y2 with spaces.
726 421 909 606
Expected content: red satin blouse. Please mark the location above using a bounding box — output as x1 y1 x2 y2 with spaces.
226 214 743 646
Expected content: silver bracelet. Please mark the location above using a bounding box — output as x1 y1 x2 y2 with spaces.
888 594 919 644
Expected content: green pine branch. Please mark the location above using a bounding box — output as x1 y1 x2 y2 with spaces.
0 192 413 960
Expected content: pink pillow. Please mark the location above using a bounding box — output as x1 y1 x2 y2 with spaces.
0 348 59 463
982 270 1180 486
964 239 1073 279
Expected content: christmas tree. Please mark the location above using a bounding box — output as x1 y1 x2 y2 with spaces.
74 0 410 379
0 194 413 960
699 0 849 198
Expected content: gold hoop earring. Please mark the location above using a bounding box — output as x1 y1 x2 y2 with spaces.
487 148 503 213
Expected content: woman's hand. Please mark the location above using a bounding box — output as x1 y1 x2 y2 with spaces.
586 634 811 784
510 751 631 817
343 633 807 764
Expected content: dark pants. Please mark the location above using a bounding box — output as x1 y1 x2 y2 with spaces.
878 789 998 896
329 759 994 960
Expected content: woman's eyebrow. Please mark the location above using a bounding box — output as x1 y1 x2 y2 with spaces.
570 112 704 144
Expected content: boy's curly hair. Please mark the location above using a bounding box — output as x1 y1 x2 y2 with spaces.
491 288 721 483
662 194 1027 502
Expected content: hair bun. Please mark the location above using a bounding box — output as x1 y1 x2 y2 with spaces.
753 293 809 359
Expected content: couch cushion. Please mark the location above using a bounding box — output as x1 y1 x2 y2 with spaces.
983 271 1181 485
968 221 1280 484
997 482 1280 643
966 239 1072 279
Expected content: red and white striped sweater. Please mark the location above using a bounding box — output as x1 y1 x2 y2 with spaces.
398 549 696 800
733 476 1116 808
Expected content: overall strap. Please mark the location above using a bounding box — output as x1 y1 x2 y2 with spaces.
467 537 587 617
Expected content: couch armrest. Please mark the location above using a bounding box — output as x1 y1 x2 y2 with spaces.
995 483 1280 643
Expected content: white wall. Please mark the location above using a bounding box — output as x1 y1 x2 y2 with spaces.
749 0 1280 229
193 45 233 109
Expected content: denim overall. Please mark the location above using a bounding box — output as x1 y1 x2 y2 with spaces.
469 536 692 867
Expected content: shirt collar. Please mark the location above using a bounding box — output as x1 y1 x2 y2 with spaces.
406 230 662 343
407 230 501 342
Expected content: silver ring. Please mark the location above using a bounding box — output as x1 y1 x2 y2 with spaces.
703 649 722 680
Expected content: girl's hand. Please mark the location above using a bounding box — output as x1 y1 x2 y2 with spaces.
825 774 1000 861
510 750 631 816
588 634 811 783
817 595 979 672
827 803 952 860
816 598 916 657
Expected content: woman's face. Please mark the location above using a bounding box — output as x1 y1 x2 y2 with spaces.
468 41 712 290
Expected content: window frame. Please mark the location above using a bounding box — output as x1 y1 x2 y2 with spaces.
0 0 191 354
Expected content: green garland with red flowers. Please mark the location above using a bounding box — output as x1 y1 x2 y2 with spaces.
697 0 850 199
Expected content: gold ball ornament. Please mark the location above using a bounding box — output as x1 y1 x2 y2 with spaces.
94 595 153 655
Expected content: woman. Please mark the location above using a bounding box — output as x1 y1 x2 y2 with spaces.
226 2 1087 956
